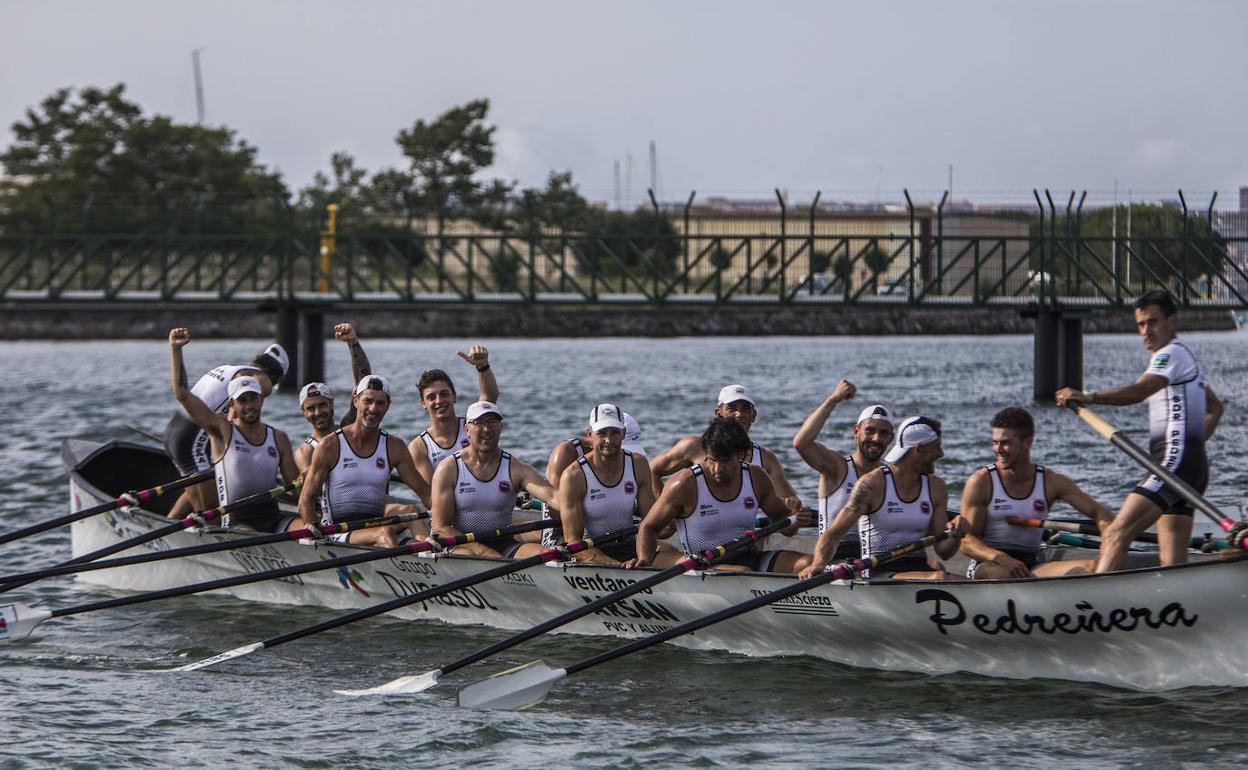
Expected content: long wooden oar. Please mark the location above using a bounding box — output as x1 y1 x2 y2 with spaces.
1068 404 1239 537
457 531 951 710
0 512 428 585
0 481 300 595
0 469 214 548
337 514 801 696
170 525 638 672
1007 515 1229 551
0 518 556 645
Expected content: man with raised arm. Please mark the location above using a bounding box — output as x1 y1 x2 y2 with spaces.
163 336 288 514
168 328 298 533
293 322 378 472
407 346 501 503
430 401 555 558
298 375 428 547
329 322 377 428
649 384 802 508
555 404 657 566
1057 290 1224 571
628 418 812 573
799 416 968 580
960 407 1113 579
790 380 893 563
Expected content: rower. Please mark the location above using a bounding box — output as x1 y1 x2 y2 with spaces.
649 384 802 508
628 417 813 573
298 375 428 547
429 401 555 558
162 337 288 514
555 404 657 565
330 322 379 428
168 328 298 532
1057 290 1225 571
960 407 1113 579
799 416 967 580
407 345 501 504
294 382 335 473
790 380 893 564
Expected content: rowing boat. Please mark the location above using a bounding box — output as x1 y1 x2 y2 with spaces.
56 438 1248 691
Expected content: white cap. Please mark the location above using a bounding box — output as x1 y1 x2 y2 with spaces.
588 403 626 433
883 416 942 464
228 376 263 401
299 382 333 406
466 400 503 422
621 411 647 456
856 404 893 427
354 374 392 398
261 343 289 376
717 384 755 407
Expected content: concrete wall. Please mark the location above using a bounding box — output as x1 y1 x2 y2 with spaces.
0 301 1235 339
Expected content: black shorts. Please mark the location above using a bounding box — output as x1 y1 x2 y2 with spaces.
165 412 211 475
1131 448 1209 517
471 535 524 558
223 501 295 533
711 547 783 573
833 538 862 562
596 538 638 562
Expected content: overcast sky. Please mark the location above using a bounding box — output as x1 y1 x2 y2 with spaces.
4 0 1246 207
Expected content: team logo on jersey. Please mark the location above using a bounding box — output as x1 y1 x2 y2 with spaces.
743 496 756 509
268 446 277 457
920 501 932 515
499 480 512 493
376 458 385 469
1033 499 1046 512
1151 353 1170 369
625 480 635 495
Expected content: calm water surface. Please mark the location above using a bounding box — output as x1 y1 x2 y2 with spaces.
2 331 1247 769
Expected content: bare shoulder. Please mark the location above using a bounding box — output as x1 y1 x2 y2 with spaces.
928 474 949 498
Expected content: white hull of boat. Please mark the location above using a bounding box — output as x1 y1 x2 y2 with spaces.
64 440 1248 691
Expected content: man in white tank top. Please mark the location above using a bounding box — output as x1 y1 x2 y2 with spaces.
556 404 657 565
649 384 802 509
799 416 968 580
1058 290 1225 572
629 418 813 573
294 381 336 473
961 407 1112 579
298 375 429 547
792 380 894 562
430 401 555 558
168 328 298 533
407 345 501 506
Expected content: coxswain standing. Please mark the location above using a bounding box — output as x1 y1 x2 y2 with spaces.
960 407 1112 579
555 404 657 565
1057 290 1224 572
629 418 812 573
649 384 802 508
298 376 428 547
168 328 298 532
799 416 967 580
791 379 894 564
407 346 501 505
429 401 555 558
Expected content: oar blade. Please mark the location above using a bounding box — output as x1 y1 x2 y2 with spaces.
0 603 53 643
335 669 443 697
167 641 264 672
457 660 566 711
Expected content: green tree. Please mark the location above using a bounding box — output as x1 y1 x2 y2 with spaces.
0 84 287 234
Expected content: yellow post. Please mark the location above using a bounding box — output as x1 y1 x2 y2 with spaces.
318 203 338 293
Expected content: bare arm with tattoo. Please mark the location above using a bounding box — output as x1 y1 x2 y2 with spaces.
798 469 882 579
334 323 371 426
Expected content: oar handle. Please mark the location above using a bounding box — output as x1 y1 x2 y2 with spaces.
1067 404 1234 533
563 532 949 677
0 468 214 547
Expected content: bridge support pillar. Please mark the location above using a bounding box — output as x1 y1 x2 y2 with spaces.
273 303 326 390
301 309 325 386
276 304 300 392
1032 310 1083 401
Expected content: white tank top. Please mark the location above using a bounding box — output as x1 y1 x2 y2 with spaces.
859 466 933 560
184 364 255 417
676 463 761 555
980 464 1048 555
452 451 516 533
215 425 280 525
748 442 763 466
319 429 391 524
577 450 639 540
818 456 861 544
420 417 471 471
